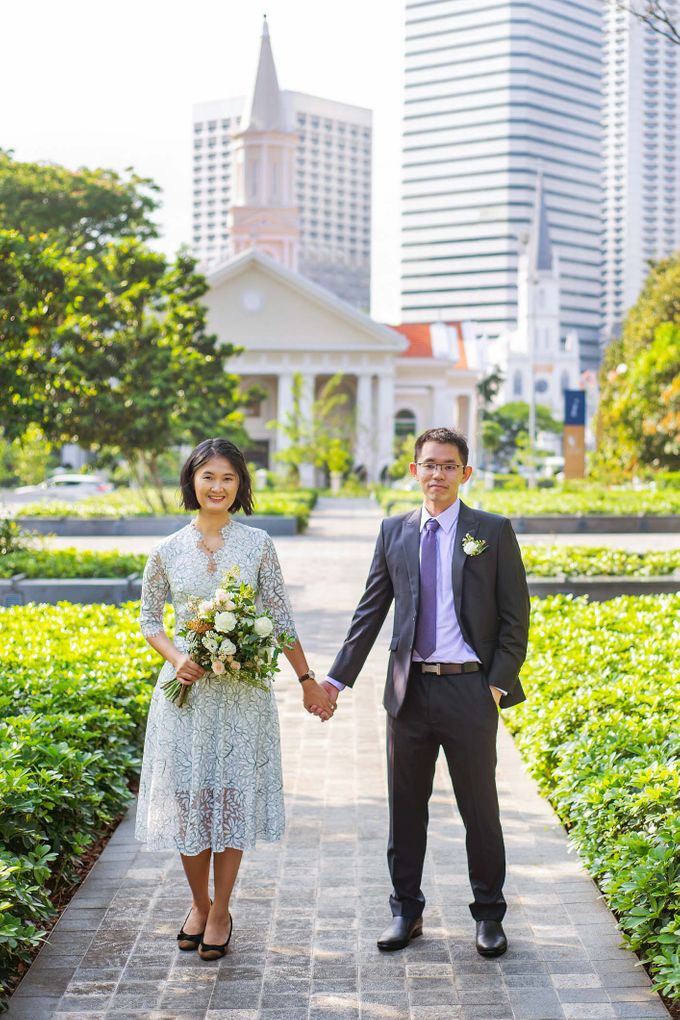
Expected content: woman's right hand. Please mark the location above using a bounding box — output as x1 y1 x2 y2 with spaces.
172 653 206 685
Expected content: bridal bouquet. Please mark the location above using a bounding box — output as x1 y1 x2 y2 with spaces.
162 567 294 707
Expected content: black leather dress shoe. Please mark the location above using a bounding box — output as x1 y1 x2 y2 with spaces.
476 919 507 957
377 915 423 951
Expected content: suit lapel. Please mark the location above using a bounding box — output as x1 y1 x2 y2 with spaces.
452 500 479 622
402 508 421 607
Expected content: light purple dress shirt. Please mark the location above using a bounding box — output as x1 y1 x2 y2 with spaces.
326 499 507 696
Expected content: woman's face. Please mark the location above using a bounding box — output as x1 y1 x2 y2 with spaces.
193 455 240 514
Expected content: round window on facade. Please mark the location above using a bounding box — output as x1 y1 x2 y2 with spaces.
535 379 549 394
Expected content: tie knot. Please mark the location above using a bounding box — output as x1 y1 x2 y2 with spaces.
425 517 440 533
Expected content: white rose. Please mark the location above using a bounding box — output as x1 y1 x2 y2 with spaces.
214 611 237 633
463 540 476 555
253 616 274 637
219 638 236 656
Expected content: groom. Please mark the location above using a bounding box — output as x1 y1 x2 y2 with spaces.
322 427 530 955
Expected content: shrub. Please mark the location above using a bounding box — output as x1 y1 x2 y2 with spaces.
508 594 680 1000
0 602 164 1002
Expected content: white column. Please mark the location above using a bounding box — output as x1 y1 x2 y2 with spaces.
354 373 374 477
276 372 294 454
298 373 316 488
432 386 453 428
376 373 396 479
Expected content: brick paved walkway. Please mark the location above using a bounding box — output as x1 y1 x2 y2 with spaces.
6 499 670 1020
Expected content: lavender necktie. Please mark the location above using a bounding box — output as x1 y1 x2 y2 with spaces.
414 517 440 660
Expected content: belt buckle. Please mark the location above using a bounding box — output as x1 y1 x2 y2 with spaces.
423 662 441 675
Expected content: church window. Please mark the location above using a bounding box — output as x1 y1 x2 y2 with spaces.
395 409 417 439
513 371 523 397
535 379 549 394
560 371 570 392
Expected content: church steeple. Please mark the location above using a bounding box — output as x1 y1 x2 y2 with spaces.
243 17 285 132
228 17 299 270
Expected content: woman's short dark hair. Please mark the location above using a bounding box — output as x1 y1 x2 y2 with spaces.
414 427 469 466
179 438 254 515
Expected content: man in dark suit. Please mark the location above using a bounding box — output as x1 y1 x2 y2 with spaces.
321 427 530 955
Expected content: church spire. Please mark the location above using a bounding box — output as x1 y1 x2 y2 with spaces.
243 16 285 132
529 171 553 273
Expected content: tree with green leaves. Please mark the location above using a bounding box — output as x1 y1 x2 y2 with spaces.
596 253 680 475
480 401 563 469
271 373 354 482
0 149 159 251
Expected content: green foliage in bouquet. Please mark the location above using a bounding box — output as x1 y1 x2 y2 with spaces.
163 567 294 706
508 594 680 1001
0 601 163 1003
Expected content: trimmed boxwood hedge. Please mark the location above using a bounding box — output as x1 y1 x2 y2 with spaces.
378 484 680 517
12 488 318 528
0 601 166 1004
2 545 678 582
509 594 680 1001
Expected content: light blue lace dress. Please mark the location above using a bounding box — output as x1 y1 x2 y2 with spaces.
135 519 295 855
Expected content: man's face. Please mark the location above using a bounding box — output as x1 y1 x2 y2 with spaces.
409 441 473 507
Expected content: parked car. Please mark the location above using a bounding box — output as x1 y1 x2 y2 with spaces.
10 474 114 503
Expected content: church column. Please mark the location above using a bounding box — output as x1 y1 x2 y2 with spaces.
298 373 316 488
276 372 294 456
431 386 453 428
376 373 396 480
354 373 374 479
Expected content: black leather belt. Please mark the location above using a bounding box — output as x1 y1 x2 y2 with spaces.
415 661 480 675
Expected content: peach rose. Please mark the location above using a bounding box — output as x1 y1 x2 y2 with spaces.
212 660 226 675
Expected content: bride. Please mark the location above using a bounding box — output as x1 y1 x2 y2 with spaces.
135 437 334 959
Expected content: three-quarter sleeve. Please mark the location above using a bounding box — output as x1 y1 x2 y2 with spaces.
139 546 170 638
257 533 297 640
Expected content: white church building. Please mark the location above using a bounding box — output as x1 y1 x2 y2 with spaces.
202 20 480 484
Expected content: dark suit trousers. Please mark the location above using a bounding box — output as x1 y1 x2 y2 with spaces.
386 667 507 922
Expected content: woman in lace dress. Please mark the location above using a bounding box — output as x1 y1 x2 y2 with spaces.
135 438 334 960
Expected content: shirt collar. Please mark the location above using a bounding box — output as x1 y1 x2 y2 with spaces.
420 499 460 534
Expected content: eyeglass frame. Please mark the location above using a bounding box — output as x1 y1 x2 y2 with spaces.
415 460 465 476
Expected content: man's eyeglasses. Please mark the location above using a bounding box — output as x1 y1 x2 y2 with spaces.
416 461 463 476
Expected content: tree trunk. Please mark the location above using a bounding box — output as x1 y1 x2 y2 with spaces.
147 453 169 513
131 456 157 515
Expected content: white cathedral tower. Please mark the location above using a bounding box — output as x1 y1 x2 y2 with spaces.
228 18 299 270
492 173 580 427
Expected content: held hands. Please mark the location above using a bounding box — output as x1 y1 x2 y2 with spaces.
302 678 338 722
173 653 206 686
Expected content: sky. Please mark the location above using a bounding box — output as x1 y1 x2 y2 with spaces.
1 0 404 321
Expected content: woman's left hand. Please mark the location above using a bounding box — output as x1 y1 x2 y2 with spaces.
301 678 336 720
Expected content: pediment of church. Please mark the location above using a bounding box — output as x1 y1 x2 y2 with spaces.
203 249 407 354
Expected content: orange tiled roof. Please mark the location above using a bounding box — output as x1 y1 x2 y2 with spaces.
388 322 468 369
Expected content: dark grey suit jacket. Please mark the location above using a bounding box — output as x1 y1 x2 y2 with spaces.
329 500 530 716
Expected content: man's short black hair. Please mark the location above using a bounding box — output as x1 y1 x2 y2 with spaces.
414 427 469 466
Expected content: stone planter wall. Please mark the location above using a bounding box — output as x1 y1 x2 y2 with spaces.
15 514 298 537
3 573 678 607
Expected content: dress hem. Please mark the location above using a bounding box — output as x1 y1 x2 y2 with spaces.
135 831 285 855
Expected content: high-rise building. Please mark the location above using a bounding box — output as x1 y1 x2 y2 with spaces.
192 20 373 310
400 0 603 366
602 4 680 342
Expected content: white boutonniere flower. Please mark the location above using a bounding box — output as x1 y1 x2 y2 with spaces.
462 533 488 556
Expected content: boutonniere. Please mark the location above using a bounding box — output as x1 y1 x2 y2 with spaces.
462 533 487 557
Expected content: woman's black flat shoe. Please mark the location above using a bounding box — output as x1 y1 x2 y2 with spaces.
199 913 233 960
177 903 210 951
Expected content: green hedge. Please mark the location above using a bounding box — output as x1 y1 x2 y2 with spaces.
0 549 147 579
521 546 680 578
13 488 318 525
378 483 680 517
509 594 680 1001
0 602 164 1003
2 545 678 581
